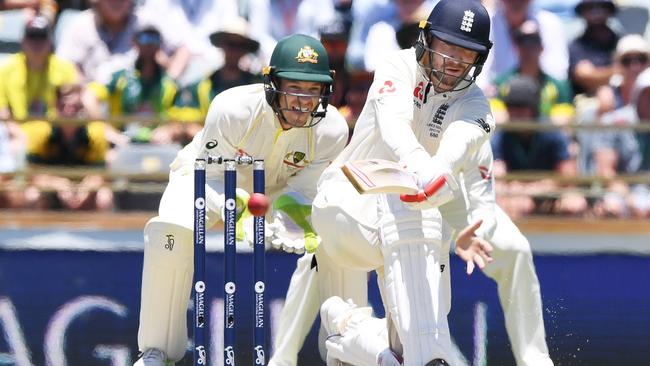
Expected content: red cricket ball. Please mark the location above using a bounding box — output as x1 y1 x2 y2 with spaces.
247 193 270 216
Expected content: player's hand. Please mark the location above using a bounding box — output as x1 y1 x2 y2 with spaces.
455 219 493 275
267 192 320 254
234 188 251 241
240 215 275 247
401 173 459 210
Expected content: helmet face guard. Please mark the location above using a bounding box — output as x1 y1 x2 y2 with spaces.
264 69 331 128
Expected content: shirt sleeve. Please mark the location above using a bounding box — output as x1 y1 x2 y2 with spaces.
549 131 571 164
370 52 431 168
431 94 495 175
462 141 497 239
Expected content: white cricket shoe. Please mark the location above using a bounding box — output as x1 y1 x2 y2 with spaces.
320 296 357 336
377 348 403 366
133 348 168 366
321 296 379 366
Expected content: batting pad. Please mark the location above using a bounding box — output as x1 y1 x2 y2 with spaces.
316 246 369 359
378 197 452 365
138 217 194 361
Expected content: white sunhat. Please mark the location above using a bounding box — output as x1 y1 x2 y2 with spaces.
615 34 650 60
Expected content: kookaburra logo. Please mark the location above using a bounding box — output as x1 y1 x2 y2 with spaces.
460 10 475 32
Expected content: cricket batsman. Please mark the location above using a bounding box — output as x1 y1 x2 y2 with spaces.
133 34 366 365
312 0 554 364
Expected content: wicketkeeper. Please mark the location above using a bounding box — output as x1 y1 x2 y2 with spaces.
133 34 365 366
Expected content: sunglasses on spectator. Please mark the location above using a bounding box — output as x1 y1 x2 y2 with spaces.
621 54 648 67
25 32 49 41
581 3 611 12
136 32 161 45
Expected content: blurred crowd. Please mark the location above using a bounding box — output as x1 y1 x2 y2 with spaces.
0 0 649 219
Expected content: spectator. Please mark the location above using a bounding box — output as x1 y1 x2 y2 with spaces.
56 0 188 83
247 0 308 62
318 13 352 107
394 2 431 50
569 0 619 97
598 34 650 117
137 0 236 80
204 19 262 96
20 83 127 210
346 0 437 71
491 75 587 217
153 17 262 145
477 0 569 90
0 120 26 209
576 35 649 179
0 15 78 121
0 0 57 23
295 0 353 39
56 0 92 11
629 67 650 217
362 0 431 71
337 70 373 140
489 19 575 125
84 26 179 142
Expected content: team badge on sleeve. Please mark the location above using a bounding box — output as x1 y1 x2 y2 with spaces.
283 151 308 168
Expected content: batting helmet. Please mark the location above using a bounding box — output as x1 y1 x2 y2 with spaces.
415 0 493 92
264 34 334 127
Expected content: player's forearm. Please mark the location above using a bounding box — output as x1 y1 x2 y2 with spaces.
434 122 488 174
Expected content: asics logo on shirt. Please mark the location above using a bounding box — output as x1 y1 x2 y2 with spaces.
474 118 491 133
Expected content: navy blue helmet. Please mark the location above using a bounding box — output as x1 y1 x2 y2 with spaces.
415 0 493 92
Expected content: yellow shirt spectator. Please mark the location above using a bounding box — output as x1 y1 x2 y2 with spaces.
0 52 78 120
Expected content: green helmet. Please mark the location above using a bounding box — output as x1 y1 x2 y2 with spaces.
269 34 333 83
264 34 334 127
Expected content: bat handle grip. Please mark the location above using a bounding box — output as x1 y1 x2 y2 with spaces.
399 175 448 203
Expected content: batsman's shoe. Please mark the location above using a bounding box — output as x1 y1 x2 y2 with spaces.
377 348 403 366
320 296 372 336
133 348 169 366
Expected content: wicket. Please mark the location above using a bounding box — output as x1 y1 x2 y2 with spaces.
193 155 266 366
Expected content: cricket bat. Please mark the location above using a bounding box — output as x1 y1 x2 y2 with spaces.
341 159 452 203
341 159 419 195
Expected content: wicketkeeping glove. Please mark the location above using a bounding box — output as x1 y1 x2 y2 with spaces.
220 188 252 242
266 192 320 254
